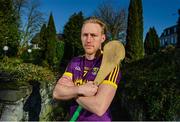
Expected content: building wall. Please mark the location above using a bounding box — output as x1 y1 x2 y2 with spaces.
160 25 177 47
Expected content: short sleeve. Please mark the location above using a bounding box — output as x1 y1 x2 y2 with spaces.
101 65 121 89
63 60 74 79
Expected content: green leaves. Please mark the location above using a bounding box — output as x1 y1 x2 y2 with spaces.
0 58 55 90
0 0 19 57
121 49 180 120
126 0 144 62
144 27 160 55
176 9 180 48
63 12 84 60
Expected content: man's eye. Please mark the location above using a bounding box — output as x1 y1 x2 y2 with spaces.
83 34 88 37
91 34 97 37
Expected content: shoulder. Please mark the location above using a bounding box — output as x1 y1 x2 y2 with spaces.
67 56 84 69
70 55 83 64
71 56 83 62
64 56 84 76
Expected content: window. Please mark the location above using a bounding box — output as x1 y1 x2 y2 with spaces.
174 27 177 33
167 29 170 35
171 37 174 44
174 36 177 44
164 31 166 36
162 39 165 46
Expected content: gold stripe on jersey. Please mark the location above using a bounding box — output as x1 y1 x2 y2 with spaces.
63 72 73 78
108 65 119 83
111 66 118 82
108 68 114 81
101 80 117 89
114 66 119 83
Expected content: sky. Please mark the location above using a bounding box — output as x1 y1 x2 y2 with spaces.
39 0 180 38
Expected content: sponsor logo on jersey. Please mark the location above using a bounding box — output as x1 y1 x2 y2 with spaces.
75 66 81 71
92 67 99 75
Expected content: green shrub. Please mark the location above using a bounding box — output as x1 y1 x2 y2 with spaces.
20 49 30 61
55 41 64 71
120 48 180 120
0 57 56 90
31 49 44 65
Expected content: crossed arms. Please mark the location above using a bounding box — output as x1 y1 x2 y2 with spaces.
53 75 117 116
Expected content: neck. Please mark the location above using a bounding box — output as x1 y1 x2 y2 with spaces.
85 54 95 60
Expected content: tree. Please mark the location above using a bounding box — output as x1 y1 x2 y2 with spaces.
17 0 44 56
94 2 127 40
45 13 57 68
144 27 160 55
13 0 28 14
13 0 29 27
0 0 19 57
125 0 144 62
176 9 180 48
30 24 47 65
38 24 47 51
55 41 64 71
30 17 64 70
32 24 47 55
63 12 84 61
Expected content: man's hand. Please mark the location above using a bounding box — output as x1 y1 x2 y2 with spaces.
59 76 75 86
78 81 98 97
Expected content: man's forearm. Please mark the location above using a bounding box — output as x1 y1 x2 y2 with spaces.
76 96 104 116
76 84 116 116
53 81 98 100
53 84 79 100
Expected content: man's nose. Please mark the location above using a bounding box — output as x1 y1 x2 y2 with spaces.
86 35 92 42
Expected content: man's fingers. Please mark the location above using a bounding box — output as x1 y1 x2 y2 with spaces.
87 81 93 83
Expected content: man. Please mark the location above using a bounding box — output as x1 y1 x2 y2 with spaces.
53 17 121 121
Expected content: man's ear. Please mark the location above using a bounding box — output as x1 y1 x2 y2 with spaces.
101 34 106 43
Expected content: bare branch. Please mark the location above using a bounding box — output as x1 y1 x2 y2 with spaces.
94 2 127 40
19 0 45 47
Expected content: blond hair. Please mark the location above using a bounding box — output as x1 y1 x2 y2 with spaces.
83 17 107 34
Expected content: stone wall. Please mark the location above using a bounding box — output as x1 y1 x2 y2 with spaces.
0 82 54 121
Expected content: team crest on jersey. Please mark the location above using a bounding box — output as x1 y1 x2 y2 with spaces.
75 66 81 71
74 79 86 86
92 67 99 75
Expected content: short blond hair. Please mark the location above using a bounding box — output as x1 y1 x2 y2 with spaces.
83 17 107 34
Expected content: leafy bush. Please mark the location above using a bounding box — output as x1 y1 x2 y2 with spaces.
0 57 56 90
20 41 64 71
31 49 44 65
120 48 180 120
54 41 64 71
20 49 30 62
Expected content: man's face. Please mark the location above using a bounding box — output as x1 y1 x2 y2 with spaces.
81 23 105 56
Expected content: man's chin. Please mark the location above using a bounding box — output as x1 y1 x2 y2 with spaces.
85 51 94 55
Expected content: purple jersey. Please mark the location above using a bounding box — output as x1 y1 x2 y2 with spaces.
63 55 121 121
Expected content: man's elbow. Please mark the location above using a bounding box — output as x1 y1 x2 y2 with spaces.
95 104 107 117
53 89 72 100
96 111 105 117
53 84 64 100
53 90 60 100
